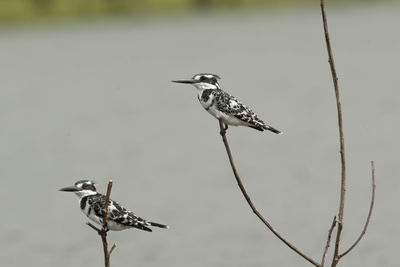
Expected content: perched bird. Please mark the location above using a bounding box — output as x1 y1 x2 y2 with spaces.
172 73 281 134
60 180 168 232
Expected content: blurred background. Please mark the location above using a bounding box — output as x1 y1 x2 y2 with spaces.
0 0 398 267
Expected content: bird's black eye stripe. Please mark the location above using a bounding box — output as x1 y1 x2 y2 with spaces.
82 183 96 191
199 76 217 84
82 184 90 189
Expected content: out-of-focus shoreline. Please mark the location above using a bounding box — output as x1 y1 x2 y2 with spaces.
0 0 385 25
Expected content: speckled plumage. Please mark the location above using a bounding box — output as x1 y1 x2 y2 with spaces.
173 73 281 134
81 193 161 231
60 180 168 232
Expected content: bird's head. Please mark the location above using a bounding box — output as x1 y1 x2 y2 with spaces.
172 73 221 90
59 180 98 198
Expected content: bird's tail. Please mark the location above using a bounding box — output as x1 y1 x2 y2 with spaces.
148 221 169 229
263 124 282 134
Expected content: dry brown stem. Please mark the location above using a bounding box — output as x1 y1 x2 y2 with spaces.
321 216 337 267
320 1 376 266
218 120 320 267
87 180 116 267
319 1 346 265
339 161 376 259
214 2 376 266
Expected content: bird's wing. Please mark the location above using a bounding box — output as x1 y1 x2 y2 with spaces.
91 194 152 231
215 90 266 128
90 194 108 218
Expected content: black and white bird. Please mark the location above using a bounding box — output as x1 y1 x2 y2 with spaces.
60 180 168 232
172 73 281 134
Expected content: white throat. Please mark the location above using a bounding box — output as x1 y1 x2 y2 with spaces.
74 190 97 199
193 82 219 91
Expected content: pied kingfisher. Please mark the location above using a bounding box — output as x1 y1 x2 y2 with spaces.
172 73 281 134
60 180 168 232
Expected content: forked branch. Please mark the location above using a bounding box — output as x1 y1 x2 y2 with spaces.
215 2 375 266
218 120 320 267
320 1 376 266
320 1 346 265
87 180 116 267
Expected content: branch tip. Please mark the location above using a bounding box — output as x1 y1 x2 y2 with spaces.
338 161 376 259
321 216 337 266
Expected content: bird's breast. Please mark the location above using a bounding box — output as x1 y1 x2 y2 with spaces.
198 90 214 110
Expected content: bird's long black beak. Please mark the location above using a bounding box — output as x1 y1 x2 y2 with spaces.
59 186 80 192
172 79 197 84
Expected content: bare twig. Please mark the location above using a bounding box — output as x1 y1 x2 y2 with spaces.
100 231 110 267
321 216 337 267
218 119 320 267
320 2 377 266
319 1 346 266
109 244 117 256
339 161 376 258
213 2 376 266
103 181 113 229
87 221 101 232
87 180 116 267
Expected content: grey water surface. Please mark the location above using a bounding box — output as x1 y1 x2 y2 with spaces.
0 3 399 267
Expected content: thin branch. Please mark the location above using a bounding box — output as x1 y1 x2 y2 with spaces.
321 216 337 267
109 244 117 256
100 231 110 267
218 119 320 267
87 222 101 232
339 161 376 258
102 181 113 229
319 1 346 266
102 180 113 266
87 180 115 267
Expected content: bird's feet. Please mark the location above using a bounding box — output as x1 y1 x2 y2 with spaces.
98 228 109 236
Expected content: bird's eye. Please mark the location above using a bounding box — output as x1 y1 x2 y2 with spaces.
82 183 91 190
